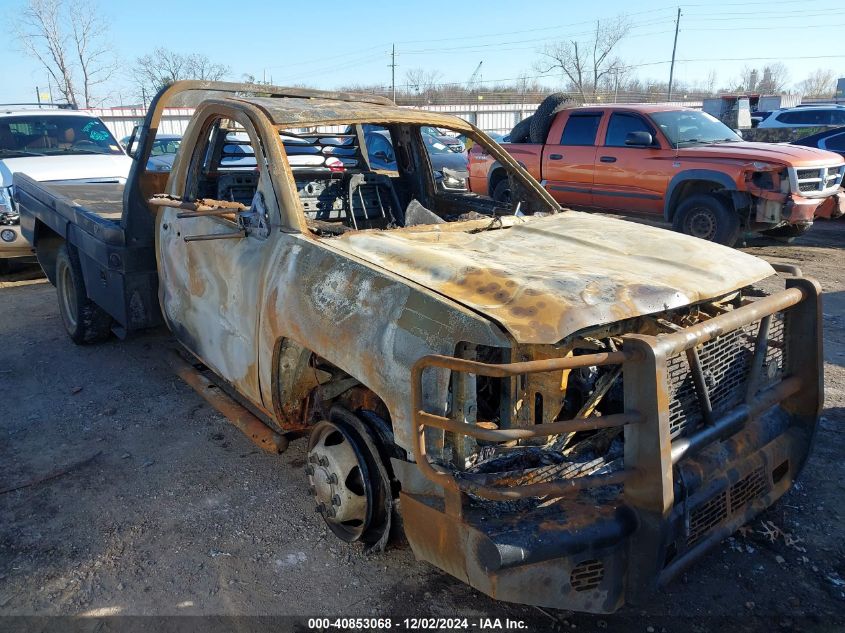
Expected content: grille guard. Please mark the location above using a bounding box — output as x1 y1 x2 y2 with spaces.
410 278 822 510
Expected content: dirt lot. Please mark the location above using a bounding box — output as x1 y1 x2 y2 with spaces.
1 221 844 632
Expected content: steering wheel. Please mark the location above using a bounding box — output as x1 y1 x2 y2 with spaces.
72 139 98 148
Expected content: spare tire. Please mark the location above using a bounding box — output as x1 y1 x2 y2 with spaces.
529 93 572 143
509 115 533 143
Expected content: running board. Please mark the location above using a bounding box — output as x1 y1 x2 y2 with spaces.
168 351 289 454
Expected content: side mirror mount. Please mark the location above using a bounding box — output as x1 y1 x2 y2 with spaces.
624 131 654 147
126 124 140 159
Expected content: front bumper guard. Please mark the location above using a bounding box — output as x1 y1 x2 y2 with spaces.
406 277 822 611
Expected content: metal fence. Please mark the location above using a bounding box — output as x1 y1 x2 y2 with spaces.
85 100 705 138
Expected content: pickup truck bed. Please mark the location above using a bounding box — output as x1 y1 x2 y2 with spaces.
16 172 161 335
19 179 125 243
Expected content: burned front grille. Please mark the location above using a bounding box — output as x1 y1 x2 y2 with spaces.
688 467 769 546
666 311 787 439
729 467 767 513
570 559 605 592
688 490 727 545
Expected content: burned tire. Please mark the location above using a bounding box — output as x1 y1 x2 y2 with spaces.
509 115 533 143
529 93 572 143
55 244 112 344
757 223 812 243
672 193 741 246
492 179 512 204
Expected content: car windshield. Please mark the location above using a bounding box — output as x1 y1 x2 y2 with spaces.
0 115 124 156
423 133 453 155
650 110 741 147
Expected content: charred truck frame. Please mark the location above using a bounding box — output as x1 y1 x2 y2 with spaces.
16 82 822 614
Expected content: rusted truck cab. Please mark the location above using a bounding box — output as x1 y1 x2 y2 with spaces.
18 83 823 614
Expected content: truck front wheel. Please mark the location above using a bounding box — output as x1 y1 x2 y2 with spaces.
672 194 741 246
55 245 112 344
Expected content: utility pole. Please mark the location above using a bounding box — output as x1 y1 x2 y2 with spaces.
389 44 397 103
36 87 42 108
667 7 681 101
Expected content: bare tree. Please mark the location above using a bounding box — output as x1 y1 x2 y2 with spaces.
705 69 718 95
797 69 837 98
403 68 442 96
135 48 229 101
536 16 630 101
14 0 78 106
68 0 117 107
758 63 789 94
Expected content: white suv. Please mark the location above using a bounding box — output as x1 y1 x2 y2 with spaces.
758 105 845 129
0 106 131 269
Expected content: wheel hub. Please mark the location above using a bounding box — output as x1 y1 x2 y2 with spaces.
686 208 717 241
306 419 374 541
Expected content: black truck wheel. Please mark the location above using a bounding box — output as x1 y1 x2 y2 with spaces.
529 93 571 143
492 179 512 204
509 115 533 143
55 244 112 344
672 194 741 246
757 223 812 243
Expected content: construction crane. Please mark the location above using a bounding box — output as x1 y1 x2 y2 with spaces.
467 61 483 92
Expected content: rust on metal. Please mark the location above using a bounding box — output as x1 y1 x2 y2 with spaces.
169 351 289 454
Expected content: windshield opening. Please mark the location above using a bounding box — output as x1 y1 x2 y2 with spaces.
198 120 556 235
0 115 124 157
650 110 742 147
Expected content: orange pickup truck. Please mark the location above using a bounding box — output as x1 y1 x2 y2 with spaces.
469 104 845 244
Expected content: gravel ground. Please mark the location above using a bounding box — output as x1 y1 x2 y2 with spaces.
1 221 844 632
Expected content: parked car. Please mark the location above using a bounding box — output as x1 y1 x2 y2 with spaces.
0 107 131 269
16 81 823 614
792 126 845 159
364 127 468 189
421 125 464 152
757 105 845 129
750 110 772 128
470 100 845 244
121 133 182 171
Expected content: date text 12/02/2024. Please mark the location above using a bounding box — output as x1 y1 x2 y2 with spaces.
307 617 529 630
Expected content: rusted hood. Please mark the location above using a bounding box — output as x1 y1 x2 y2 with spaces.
329 212 775 344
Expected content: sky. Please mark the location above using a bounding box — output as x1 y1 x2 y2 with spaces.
1 0 844 106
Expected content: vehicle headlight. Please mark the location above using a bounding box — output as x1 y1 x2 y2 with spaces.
441 170 468 191
452 143 465 153
1 229 17 243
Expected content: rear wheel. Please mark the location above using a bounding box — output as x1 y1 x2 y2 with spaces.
55 245 111 344
492 178 512 204
757 222 812 243
672 193 741 246
306 406 392 548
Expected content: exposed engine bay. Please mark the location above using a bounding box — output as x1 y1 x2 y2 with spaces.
428 283 788 509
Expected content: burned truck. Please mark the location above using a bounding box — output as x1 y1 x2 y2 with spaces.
15 82 822 613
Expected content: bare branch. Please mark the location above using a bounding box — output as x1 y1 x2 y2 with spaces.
14 0 79 106
134 48 229 101
536 15 629 101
